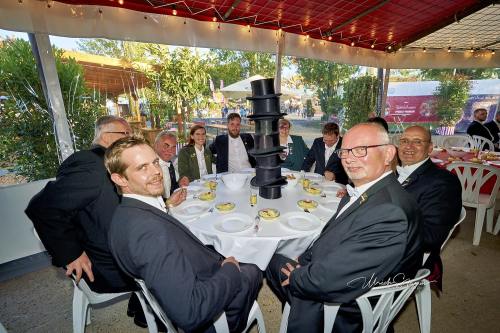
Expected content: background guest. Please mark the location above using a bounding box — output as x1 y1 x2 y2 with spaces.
278 118 309 171
178 125 214 181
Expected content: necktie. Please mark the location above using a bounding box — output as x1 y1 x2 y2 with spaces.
168 163 179 195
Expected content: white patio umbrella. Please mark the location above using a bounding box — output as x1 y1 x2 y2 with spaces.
220 75 310 100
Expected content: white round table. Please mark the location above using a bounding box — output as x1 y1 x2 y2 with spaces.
171 172 344 270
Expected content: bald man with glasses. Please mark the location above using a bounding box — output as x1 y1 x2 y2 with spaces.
266 123 422 333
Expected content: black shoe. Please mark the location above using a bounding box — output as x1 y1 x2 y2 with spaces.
134 309 167 332
127 293 141 318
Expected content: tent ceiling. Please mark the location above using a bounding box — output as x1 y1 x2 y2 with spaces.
56 0 496 52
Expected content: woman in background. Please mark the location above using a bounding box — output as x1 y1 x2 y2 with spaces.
178 125 214 181
278 118 309 171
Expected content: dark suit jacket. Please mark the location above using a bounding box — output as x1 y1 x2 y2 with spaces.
484 120 499 144
25 146 133 292
108 198 247 332
467 120 494 142
177 145 214 181
281 135 309 171
301 137 348 184
209 133 256 173
289 174 422 331
401 159 462 255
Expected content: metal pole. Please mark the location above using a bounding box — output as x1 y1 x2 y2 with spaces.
274 31 285 94
376 68 384 116
381 68 391 118
28 33 74 162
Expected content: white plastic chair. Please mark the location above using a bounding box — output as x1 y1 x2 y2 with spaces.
493 214 500 235
71 277 147 333
441 135 473 149
422 207 466 264
430 135 445 147
278 269 431 333
446 162 500 245
0 321 7 333
471 135 495 151
135 278 266 333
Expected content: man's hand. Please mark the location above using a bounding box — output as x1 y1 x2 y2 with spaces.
178 176 190 187
280 262 301 287
168 188 187 207
221 256 240 271
66 251 94 283
324 171 335 181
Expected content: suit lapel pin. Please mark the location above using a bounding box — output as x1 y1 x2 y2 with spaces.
401 177 412 188
359 193 368 204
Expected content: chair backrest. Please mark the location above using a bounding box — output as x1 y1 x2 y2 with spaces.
441 207 466 252
441 135 473 149
134 278 230 333
72 274 130 304
324 269 430 333
471 135 495 151
446 162 500 207
431 135 445 148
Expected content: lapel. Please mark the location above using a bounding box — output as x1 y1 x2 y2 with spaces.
325 137 342 168
316 139 326 168
401 159 433 189
222 135 229 161
122 197 212 250
320 174 397 236
204 147 213 174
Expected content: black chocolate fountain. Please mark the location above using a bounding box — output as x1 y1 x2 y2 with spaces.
247 78 287 199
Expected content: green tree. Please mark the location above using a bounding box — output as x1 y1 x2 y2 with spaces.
342 75 379 129
420 68 499 80
0 39 105 180
205 49 278 87
77 38 152 62
295 58 358 119
434 74 471 128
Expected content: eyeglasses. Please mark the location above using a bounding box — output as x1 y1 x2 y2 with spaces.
398 138 429 147
336 144 388 159
105 131 131 136
279 126 290 129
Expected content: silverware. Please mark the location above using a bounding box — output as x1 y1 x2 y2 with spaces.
302 208 311 213
254 215 261 234
320 192 327 198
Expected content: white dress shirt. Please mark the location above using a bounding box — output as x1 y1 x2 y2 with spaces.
397 157 429 183
324 140 339 166
228 136 251 172
195 145 208 177
159 159 172 199
336 171 392 218
123 194 167 213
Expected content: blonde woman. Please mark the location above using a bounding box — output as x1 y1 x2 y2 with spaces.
279 118 309 171
178 125 214 181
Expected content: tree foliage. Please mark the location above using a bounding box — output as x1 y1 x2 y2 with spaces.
434 74 471 127
342 75 379 129
205 49 278 87
0 39 104 180
77 38 152 62
420 68 499 80
295 58 358 118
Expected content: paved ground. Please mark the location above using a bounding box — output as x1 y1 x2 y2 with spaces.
1 207 499 333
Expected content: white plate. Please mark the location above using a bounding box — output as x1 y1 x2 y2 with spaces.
430 158 443 163
202 173 218 180
450 146 470 152
170 199 210 219
214 213 254 233
320 182 346 190
280 212 321 232
304 172 324 180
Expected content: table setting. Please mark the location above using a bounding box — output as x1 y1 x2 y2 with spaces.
170 169 345 269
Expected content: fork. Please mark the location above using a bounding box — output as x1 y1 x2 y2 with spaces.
254 215 261 234
320 192 327 198
302 208 311 213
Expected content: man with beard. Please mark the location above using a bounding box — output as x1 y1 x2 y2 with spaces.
266 123 422 332
467 108 495 145
210 113 255 173
106 136 262 333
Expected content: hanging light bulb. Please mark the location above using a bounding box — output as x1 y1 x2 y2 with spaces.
470 47 474 53
118 0 124 5
212 16 217 22
423 47 426 52
387 45 392 50
328 36 332 41
172 9 177 16
492 50 496 55
447 46 451 52
350 41 355 47
371 43 375 49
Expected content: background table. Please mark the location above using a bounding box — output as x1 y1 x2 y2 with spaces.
173 174 342 270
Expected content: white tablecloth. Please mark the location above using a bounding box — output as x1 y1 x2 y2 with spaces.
172 173 343 270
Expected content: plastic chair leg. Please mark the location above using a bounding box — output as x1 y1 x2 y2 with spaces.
73 286 90 333
473 207 486 246
86 307 91 325
486 207 494 233
415 280 431 333
493 215 500 235
134 292 158 333
278 303 290 333
244 301 266 333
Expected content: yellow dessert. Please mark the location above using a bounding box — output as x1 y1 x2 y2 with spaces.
286 174 296 180
258 208 280 220
297 200 318 210
304 187 321 195
470 157 482 164
215 202 235 212
204 181 217 190
198 191 215 201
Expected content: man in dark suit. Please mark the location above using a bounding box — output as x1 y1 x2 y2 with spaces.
154 130 189 199
301 122 348 184
266 123 422 332
209 113 255 173
397 126 462 287
484 111 500 146
467 108 495 144
106 136 262 333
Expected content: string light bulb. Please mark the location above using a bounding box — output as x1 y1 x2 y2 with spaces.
492 50 496 55
387 45 392 50
371 43 375 48
423 47 426 52
118 0 124 5
212 16 217 22
247 24 251 32
470 47 474 53
350 41 355 46
172 9 177 16
328 36 332 41
447 46 451 52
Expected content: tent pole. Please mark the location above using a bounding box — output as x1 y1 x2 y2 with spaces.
28 33 74 162
274 31 285 94
381 68 391 119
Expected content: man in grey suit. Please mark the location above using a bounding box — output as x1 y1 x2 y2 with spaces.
266 123 422 332
105 136 262 333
